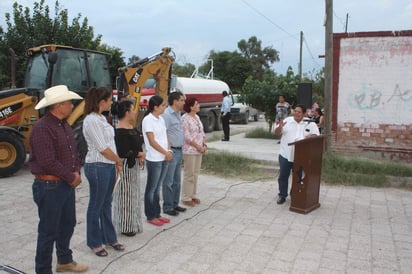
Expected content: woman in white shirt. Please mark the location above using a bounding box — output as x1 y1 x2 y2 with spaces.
83 87 124 257
142 95 173 226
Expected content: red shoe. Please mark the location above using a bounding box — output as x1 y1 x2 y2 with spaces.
148 219 164 226
158 216 170 223
192 198 201 204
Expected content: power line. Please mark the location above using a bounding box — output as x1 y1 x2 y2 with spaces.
303 35 323 68
241 0 299 41
333 9 347 31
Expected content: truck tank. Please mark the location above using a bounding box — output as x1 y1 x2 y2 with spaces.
173 77 229 132
139 77 230 132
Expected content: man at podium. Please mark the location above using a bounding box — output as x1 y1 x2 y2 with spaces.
274 104 319 205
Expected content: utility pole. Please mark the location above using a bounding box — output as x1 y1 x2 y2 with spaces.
324 0 333 151
345 13 349 33
299 31 303 81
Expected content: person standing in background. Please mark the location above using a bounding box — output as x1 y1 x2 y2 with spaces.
113 100 145 237
313 108 324 134
274 104 320 205
221 90 231 141
83 87 125 257
275 94 290 122
142 95 172 226
181 98 206 206
162 91 187 216
29 85 88 273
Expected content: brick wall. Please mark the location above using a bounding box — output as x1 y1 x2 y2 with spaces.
332 31 412 163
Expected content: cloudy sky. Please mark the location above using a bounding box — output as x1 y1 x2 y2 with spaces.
1 0 411 75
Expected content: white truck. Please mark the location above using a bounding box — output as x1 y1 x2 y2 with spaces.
230 94 260 124
139 76 230 132
172 77 230 132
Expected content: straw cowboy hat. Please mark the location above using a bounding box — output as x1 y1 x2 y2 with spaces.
35 85 83 110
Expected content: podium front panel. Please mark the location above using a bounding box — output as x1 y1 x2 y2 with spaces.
289 136 324 214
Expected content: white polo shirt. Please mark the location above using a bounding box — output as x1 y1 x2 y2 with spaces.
142 113 168 162
279 117 320 162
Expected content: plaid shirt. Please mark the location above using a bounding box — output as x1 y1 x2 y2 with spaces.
29 112 81 183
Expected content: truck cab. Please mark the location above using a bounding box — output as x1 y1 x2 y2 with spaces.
230 94 260 124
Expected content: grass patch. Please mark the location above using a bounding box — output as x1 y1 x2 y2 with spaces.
245 127 279 139
322 152 412 187
201 148 412 188
201 150 274 180
207 133 224 142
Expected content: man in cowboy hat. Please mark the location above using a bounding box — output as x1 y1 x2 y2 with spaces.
29 85 88 273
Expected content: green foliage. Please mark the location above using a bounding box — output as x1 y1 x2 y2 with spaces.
172 62 196 77
322 152 412 187
127 55 140 64
199 50 252 92
241 66 301 131
0 0 122 89
303 68 325 107
237 36 279 81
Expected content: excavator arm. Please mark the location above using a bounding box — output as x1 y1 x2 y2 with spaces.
117 48 174 124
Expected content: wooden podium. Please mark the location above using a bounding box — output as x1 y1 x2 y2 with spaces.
288 135 325 214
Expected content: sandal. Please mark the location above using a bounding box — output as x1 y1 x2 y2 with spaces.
108 243 125 251
92 247 108 257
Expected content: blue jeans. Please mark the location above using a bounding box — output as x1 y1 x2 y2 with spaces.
162 148 183 212
32 179 75 274
278 155 294 198
145 160 168 220
84 162 117 248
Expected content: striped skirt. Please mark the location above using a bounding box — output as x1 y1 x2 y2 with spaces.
113 160 143 233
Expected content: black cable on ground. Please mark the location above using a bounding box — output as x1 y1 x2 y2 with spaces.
100 176 274 274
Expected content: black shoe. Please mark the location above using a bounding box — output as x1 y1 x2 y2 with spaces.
164 209 179 216
174 206 186 212
122 232 136 237
221 138 229 141
276 197 286 205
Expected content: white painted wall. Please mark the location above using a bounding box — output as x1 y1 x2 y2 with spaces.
337 36 412 125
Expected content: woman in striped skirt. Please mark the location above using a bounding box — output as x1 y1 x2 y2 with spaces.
113 100 145 236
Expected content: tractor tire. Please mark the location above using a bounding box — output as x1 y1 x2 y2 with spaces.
72 120 88 165
0 131 26 177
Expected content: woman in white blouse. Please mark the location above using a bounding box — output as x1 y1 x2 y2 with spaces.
83 87 125 257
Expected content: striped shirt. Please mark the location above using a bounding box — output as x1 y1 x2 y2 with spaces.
83 112 117 164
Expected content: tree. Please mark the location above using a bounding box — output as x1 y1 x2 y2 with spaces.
303 68 325 107
172 62 196 77
127 55 140 64
242 66 300 132
237 36 279 81
0 0 114 89
199 50 252 92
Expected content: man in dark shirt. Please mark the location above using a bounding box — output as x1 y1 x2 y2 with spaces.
29 85 88 274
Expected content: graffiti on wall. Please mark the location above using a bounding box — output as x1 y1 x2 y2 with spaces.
338 36 412 125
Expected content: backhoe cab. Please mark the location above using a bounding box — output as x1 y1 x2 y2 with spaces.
0 45 112 177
